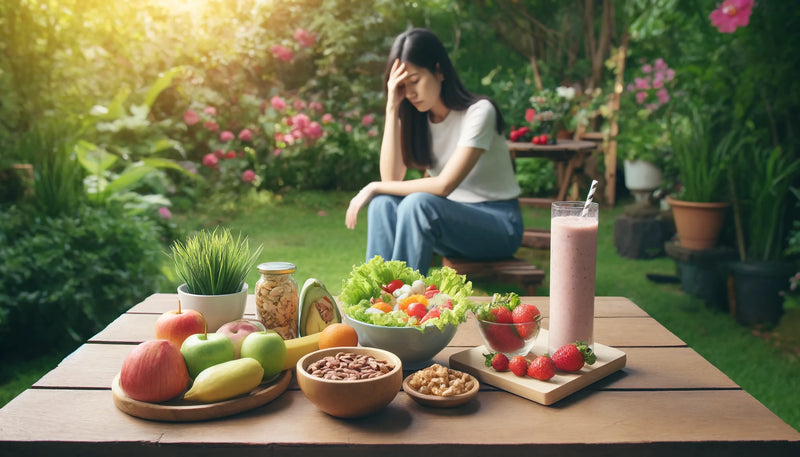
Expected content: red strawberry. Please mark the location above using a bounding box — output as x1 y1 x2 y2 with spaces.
491 307 513 324
527 355 555 381
483 323 525 353
483 352 509 372
509 356 528 377
551 342 596 372
511 303 541 338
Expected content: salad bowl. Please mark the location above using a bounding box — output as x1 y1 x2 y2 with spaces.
338 256 474 369
343 315 457 368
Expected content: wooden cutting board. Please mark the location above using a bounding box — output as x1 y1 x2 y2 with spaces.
449 330 626 405
112 369 291 422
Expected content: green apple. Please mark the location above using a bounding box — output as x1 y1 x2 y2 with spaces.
180 332 235 379
240 331 287 380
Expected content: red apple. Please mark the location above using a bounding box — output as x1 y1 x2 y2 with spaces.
119 339 190 403
216 319 267 358
155 299 206 349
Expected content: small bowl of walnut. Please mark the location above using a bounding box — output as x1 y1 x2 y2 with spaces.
402 364 479 408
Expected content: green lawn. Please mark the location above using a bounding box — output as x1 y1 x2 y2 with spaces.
2 190 798 432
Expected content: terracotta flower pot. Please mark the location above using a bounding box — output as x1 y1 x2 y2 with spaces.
666 196 730 250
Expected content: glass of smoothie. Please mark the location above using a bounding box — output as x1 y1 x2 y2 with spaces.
548 201 599 355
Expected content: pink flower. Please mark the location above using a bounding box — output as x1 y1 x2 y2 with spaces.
525 108 536 123
238 129 253 142
271 95 286 110
203 120 219 132
202 153 218 168
220 130 235 142
626 83 635 93
294 28 316 48
214 149 225 158
158 207 173 219
309 101 323 112
636 92 648 104
709 0 753 33
183 110 200 126
653 79 664 89
665 69 676 81
321 113 334 124
272 44 294 62
226 151 236 159
634 77 651 90
291 113 310 130
654 58 668 71
345 124 353 133
283 134 295 144
293 99 306 111
657 89 670 105
241 169 256 183
202 106 217 116
305 122 323 140
273 148 282 156
368 128 378 137
361 114 375 127
642 64 652 74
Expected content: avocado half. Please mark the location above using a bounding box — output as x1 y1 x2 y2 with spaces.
298 278 342 337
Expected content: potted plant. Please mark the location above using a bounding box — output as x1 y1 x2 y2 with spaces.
665 104 742 250
169 227 263 331
617 58 676 202
727 145 800 326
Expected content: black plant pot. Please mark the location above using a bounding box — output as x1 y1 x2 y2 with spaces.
729 261 795 327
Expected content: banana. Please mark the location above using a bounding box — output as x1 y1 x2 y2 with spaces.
282 332 321 370
183 357 264 403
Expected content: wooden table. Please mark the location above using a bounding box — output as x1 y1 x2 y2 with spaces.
508 139 598 202
1 294 798 456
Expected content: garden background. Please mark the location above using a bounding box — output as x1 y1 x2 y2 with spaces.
1 0 799 430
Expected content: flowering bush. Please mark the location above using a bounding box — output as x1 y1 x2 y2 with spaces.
509 86 576 144
616 58 676 165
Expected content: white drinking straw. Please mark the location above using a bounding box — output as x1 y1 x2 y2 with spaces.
581 180 598 217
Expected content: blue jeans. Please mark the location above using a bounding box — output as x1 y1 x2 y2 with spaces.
366 192 523 275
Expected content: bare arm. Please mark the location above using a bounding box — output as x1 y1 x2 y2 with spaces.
380 59 408 182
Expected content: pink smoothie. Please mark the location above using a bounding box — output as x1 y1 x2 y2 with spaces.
548 215 598 354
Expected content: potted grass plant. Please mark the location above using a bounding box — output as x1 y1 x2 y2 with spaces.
727 144 800 327
665 105 743 250
169 227 263 331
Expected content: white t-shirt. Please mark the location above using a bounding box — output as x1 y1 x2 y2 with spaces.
427 99 521 203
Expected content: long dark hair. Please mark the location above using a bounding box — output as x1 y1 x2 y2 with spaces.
385 28 505 170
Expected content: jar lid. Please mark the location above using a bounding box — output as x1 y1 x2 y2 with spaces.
257 262 297 274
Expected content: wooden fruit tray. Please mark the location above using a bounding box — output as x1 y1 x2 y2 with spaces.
111 370 291 422
449 330 626 405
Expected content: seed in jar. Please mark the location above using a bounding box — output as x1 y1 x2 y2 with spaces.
407 364 475 397
306 352 394 381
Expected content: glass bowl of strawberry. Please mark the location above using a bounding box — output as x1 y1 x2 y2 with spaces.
472 294 542 357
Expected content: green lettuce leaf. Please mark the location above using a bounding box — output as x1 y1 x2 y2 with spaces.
338 255 474 330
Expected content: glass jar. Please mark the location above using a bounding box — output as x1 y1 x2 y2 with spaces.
254 262 299 340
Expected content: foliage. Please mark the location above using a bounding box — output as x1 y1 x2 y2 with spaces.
169 227 263 296
668 100 753 203
0 205 163 357
515 159 556 197
729 146 800 262
614 57 676 165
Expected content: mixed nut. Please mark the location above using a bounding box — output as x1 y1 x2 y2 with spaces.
406 364 476 397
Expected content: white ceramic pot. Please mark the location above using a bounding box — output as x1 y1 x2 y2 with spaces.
624 159 663 202
177 283 248 332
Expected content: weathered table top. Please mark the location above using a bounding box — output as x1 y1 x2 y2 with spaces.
1 294 798 457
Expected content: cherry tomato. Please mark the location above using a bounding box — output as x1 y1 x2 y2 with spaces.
406 302 427 320
383 279 404 294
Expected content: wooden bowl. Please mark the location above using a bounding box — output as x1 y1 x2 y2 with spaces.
402 370 479 408
296 347 402 418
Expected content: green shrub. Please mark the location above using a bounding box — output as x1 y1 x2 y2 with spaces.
515 158 556 197
0 205 164 358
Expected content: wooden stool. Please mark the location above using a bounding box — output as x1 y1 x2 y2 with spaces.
441 256 545 295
